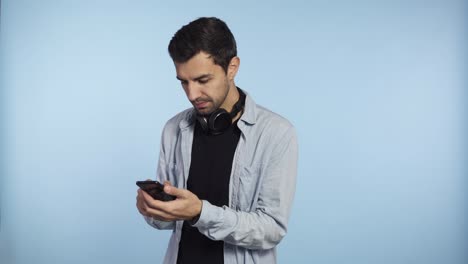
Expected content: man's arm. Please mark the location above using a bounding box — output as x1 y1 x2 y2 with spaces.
193 126 298 250
142 126 298 250
136 140 176 230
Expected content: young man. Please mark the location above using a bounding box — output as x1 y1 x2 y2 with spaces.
136 17 298 264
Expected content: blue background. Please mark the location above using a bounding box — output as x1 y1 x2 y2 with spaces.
1 0 467 263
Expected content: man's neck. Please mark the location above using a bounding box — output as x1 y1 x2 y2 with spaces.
221 83 239 111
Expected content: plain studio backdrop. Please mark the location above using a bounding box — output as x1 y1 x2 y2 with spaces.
0 1 466 263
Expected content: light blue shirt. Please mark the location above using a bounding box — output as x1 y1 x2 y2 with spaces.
145 92 298 264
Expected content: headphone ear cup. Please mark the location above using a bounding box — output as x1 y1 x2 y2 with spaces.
196 115 209 132
209 109 231 135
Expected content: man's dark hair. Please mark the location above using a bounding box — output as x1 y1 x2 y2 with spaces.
168 17 237 73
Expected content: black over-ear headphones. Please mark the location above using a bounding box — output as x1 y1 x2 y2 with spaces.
196 88 246 135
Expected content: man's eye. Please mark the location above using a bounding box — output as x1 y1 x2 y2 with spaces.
180 80 188 85
198 79 209 84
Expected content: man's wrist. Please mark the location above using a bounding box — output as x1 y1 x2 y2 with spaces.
189 199 202 225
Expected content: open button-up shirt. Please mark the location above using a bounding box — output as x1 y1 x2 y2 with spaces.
144 92 298 264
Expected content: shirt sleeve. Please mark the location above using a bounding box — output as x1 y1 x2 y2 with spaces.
144 215 175 230
192 126 298 250
142 125 176 231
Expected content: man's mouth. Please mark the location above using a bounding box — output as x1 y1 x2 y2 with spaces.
194 101 209 109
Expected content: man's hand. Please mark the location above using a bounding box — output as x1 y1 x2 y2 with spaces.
136 181 202 222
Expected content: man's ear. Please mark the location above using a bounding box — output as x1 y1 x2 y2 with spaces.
227 56 240 81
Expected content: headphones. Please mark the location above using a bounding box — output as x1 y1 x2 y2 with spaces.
195 88 246 135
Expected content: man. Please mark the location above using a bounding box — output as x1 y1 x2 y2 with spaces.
136 17 298 264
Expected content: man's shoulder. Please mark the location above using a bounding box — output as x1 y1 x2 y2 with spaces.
161 108 193 133
253 103 295 132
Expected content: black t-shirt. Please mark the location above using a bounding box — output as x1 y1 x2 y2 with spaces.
176 120 241 264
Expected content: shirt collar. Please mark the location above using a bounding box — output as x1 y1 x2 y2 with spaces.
239 91 256 125
178 89 257 130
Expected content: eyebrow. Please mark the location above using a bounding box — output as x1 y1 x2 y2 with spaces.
176 74 213 82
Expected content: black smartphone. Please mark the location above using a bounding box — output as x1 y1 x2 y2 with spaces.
136 181 176 201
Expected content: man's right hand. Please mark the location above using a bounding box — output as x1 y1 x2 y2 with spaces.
136 180 202 222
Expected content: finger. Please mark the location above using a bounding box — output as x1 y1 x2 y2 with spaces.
138 190 157 211
137 193 168 218
137 203 149 217
144 206 177 221
140 190 173 212
163 181 172 186
140 189 155 203
138 189 152 202
136 194 151 217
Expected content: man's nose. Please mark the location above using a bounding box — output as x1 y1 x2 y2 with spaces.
185 82 202 102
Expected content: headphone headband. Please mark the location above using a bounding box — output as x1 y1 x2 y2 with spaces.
229 88 246 119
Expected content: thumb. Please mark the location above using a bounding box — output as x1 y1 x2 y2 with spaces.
164 185 186 198
163 181 172 186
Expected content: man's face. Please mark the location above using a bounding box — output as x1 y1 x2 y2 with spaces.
175 52 231 116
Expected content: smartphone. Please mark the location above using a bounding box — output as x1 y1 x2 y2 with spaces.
136 181 176 201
